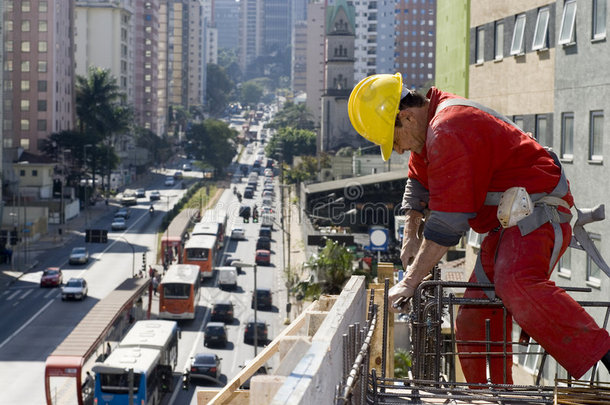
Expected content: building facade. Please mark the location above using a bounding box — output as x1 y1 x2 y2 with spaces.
213 0 240 51
291 20 307 93
305 0 326 125
239 0 263 75
3 0 76 155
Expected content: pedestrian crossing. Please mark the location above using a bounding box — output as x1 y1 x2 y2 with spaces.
1 286 60 302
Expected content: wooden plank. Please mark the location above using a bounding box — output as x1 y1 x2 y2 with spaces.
208 302 316 405
367 284 394 378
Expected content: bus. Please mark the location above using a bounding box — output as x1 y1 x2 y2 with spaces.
158 264 201 320
92 320 180 404
196 209 227 248
183 234 218 279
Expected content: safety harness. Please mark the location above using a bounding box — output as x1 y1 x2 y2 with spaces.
435 98 610 300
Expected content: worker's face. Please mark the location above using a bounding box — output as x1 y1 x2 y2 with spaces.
393 107 427 155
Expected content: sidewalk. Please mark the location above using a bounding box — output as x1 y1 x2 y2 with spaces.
0 171 160 289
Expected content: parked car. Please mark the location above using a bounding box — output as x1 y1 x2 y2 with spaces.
204 322 228 347
243 318 268 345
230 226 246 240
251 288 273 310
111 217 127 231
258 226 272 239
189 353 222 383
255 249 271 266
210 300 235 323
115 207 131 219
173 171 183 179
69 247 89 265
120 192 137 206
239 360 271 389
61 278 88 301
165 176 175 186
149 190 161 201
135 188 146 198
256 236 271 251
40 267 63 287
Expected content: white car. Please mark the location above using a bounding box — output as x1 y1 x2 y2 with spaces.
62 278 88 301
69 247 89 265
111 217 127 231
230 226 246 240
164 176 175 186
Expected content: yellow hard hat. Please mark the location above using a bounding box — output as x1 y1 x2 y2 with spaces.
348 73 402 161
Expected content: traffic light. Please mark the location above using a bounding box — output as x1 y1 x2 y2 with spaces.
243 217 249 223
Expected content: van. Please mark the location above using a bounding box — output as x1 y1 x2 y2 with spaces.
217 266 238 290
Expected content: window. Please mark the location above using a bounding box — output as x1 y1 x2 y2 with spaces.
32 170 38 177
39 1 48 12
37 100 47 111
21 41 30 52
38 41 47 52
39 20 47 32
536 115 550 147
6 21 13 31
593 0 607 39
558 246 572 278
3 120 12 130
561 113 574 160
475 26 485 63
38 80 47 92
6 1 13 12
21 61 30 72
559 0 577 45
22 20 30 32
494 21 504 59
22 1 31 12
510 14 526 55
21 119 30 131
522 338 542 374
586 233 602 285
38 61 47 72
37 120 47 131
5 80 12 90
20 139 29 150
20 80 30 91
513 116 524 130
4 100 11 111
532 7 550 50
589 111 603 161
6 41 13 52
21 100 30 112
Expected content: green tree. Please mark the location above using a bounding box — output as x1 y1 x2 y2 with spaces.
186 119 237 176
266 102 315 131
394 349 412 378
206 64 234 116
134 127 172 163
241 80 264 108
284 154 331 185
303 239 354 297
265 127 316 165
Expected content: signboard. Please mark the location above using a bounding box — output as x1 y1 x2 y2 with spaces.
369 226 388 252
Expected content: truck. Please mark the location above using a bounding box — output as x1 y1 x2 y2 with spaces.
394 215 406 245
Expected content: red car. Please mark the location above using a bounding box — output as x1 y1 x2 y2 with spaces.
40 267 63 288
255 249 271 266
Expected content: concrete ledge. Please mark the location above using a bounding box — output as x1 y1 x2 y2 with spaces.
271 276 366 405
276 337 312 376
305 311 328 336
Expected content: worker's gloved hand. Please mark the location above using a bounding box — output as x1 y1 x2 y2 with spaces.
388 279 416 313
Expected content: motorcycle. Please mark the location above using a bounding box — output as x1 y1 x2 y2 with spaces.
149 205 155 216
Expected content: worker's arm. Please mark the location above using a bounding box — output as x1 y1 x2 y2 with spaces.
400 209 424 268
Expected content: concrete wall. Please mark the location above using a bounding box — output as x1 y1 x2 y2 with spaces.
271 276 366 405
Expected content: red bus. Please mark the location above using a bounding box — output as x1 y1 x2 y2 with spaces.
183 234 217 279
159 264 201 320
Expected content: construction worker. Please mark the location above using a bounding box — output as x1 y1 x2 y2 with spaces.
348 73 610 383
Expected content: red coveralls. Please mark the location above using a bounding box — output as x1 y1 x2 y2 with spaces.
408 87 610 383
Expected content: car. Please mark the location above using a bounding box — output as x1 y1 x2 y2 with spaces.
244 188 254 199
239 205 251 219
61 278 88 301
204 322 228 347
40 267 63 287
111 217 127 231
256 236 271 251
259 226 272 239
262 190 274 200
243 318 268 345
230 226 246 240
255 249 271 266
115 207 131 219
210 300 235 323
264 168 273 177
149 190 161 201
173 171 183 179
120 192 137 206
182 163 192 171
239 360 271 389
261 206 274 215
135 188 146 198
165 176 175 186
224 257 243 273
251 288 273 310
189 353 222 383
69 247 89 265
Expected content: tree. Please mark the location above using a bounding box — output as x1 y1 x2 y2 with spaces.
297 239 355 298
266 102 315 131
134 127 172 163
265 127 316 164
206 63 234 116
284 154 331 185
241 80 264 108
186 119 237 176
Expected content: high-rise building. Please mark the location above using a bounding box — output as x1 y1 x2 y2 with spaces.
213 0 240 51
3 0 76 155
187 0 205 109
394 0 436 90
305 0 326 124
157 0 171 135
292 20 307 93
134 0 160 134
239 0 263 75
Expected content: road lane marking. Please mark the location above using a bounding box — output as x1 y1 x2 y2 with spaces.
44 289 58 299
19 289 33 300
0 299 54 349
6 290 20 300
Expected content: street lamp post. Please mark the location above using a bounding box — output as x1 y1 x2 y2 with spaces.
116 235 136 277
233 261 259 355
83 144 92 228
